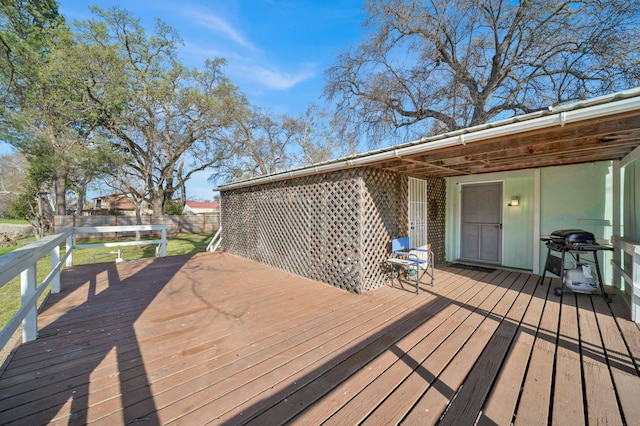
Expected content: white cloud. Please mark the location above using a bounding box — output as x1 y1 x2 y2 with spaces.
182 41 317 91
177 6 256 51
166 3 316 91
235 63 316 90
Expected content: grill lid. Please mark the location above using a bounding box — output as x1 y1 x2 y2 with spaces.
550 229 596 244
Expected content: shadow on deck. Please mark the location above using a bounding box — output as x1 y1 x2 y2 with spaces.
0 252 639 425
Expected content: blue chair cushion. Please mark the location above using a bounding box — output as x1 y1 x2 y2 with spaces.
392 237 410 255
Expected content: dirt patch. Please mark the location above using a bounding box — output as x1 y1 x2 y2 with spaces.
0 233 17 248
0 223 33 239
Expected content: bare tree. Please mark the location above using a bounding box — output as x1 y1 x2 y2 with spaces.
217 105 295 181
326 0 640 144
0 151 28 193
217 103 363 182
288 104 360 165
0 152 28 216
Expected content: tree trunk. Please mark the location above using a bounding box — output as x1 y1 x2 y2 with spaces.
55 170 67 215
134 199 142 244
76 180 87 216
151 192 164 216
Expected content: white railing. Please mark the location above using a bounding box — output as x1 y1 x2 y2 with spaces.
610 236 640 323
206 226 222 252
70 225 168 265
0 225 167 352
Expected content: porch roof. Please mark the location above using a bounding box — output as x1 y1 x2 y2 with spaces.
219 87 640 191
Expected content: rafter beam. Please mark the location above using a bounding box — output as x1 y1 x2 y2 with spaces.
401 158 472 175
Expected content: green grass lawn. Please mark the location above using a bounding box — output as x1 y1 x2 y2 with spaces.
0 219 30 225
0 232 216 334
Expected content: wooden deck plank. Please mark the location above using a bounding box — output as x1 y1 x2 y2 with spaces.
282 269 499 426
0 269 359 413
436 273 537 426
355 270 520 425
476 277 550 426
216 268 483 425
1 255 364 424
550 293 585 426
398 271 523 425
577 294 624 425
3 261 327 372
71 288 405 424
1 253 639 426
236 271 484 424
592 294 640 424
511 277 561 425
110 280 426 424
155 311 419 423
332 271 516 425
0 287 363 423
609 295 640 373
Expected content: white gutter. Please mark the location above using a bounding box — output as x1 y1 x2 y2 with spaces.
218 89 640 191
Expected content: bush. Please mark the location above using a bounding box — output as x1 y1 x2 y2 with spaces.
8 193 35 220
164 200 184 215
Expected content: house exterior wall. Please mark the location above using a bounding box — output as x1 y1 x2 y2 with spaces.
221 167 412 292
621 157 640 299
446 162 615 278
623 158 640 242
184 207 219 215
446 169 535 270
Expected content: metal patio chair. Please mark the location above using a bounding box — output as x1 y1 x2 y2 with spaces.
386 237 434 294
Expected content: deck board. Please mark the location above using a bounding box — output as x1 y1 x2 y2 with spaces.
356 271 509 426
593 294 640 424
513 277 560 425
477 273 549 425
288 269 496 425
436 273 536 426
399 271 522 425
249 268 485 426
551 293 585 426
577 295 624 426
331 270 511 425
1 252 639 425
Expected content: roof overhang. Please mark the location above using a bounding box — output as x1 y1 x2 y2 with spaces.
218 88 640 191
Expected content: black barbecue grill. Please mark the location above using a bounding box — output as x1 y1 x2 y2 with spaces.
539 229 613 302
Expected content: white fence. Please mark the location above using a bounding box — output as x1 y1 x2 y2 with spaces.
611 236 640 323
0 225 167 353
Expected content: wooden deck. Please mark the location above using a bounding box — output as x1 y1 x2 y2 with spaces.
1 252 639 425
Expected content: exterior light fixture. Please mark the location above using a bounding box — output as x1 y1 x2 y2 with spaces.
509 196 520 207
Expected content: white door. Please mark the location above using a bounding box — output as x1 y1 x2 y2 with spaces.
409 177 429 258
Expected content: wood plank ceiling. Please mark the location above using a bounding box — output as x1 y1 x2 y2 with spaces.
369 112 640 178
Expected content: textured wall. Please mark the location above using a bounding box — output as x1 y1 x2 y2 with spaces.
425 176 447 265
221 168 408 292
359 169 408 291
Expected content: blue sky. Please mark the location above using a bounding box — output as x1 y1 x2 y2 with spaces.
1 0 366 200
62 0 365 116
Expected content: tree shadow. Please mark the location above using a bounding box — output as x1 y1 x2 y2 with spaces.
0 254 194 424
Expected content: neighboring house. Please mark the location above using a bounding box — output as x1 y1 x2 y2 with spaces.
91 193 153 216
183 201 220 215
218 89 640 308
